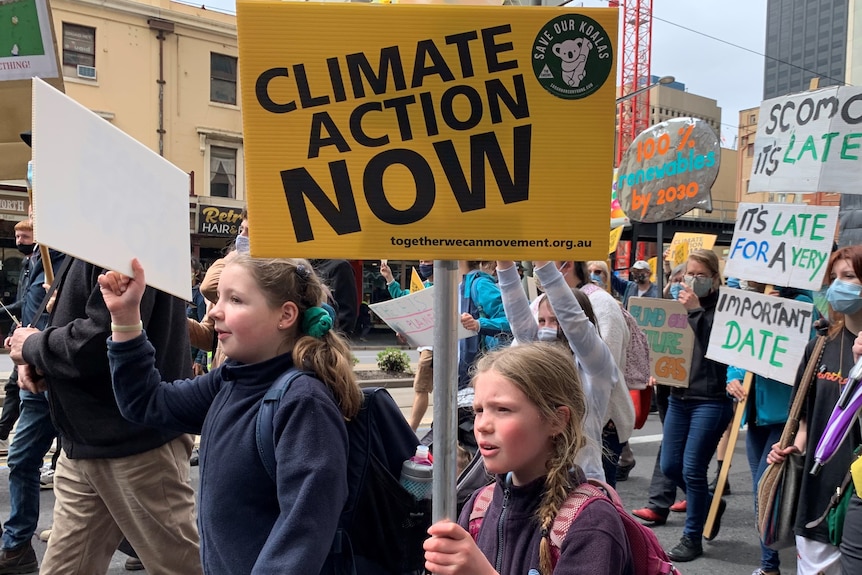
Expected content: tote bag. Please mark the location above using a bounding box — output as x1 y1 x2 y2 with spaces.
757 335 826 550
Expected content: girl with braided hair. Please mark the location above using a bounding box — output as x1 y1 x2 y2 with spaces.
423 343 633 575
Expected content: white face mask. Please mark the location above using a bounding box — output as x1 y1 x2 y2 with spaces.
537 327 559 342
235 234 250 254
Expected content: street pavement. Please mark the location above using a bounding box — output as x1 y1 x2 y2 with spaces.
0 351 801 574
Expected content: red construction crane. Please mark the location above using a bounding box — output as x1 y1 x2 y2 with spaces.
609 0 653 166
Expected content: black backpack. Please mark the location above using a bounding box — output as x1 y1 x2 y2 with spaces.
257 369 431 574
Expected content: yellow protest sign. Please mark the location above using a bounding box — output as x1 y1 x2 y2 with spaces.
237 2 618 259
609 226 623 254
647 256 657 282
671 240 689 268
666 233 716 261
410 267 426 292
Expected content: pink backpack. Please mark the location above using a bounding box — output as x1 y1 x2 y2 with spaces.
468 478 680 575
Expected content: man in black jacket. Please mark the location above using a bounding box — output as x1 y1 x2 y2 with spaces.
9 259 202 574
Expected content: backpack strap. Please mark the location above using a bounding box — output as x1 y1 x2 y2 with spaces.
256 368 309 482
467 484 496 540
547 482 606 568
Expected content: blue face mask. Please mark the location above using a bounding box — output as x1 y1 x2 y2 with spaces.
419 264 434 280
590 273 604 286
826 279 862 315
537 327 559 342
669 283 683 300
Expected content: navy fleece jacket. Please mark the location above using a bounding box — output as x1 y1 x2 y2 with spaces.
108 334 348 575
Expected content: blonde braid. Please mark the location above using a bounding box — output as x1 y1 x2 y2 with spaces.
537 437 572 575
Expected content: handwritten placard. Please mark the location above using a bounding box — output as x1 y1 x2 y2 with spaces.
628 297 694 388
617 118 719 223
369 286 473 348
749 86 862 195
723 203 839 290
706 288 814 384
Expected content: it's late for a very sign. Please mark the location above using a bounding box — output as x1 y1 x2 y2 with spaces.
723 203 839 291
706 288 814 385
750 86 862 195
237 2 618 259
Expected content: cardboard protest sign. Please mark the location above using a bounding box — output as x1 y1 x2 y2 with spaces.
706 287 814 384
617 117 719 223
31 79 191 301
0 0 63 181
670 241 688 268
0 0 58 80
628 297 694 388
237 2 617 259
723 203 839 290
749 86 862 195
369 286 473 347
410 267 425 292
666 232 716 261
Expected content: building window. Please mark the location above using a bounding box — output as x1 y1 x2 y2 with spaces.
750 114 756 123
210 146 237 198
211 53 237 105
62 23 95 78
746 143 754 157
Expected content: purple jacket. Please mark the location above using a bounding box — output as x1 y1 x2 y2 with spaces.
460 470 633 575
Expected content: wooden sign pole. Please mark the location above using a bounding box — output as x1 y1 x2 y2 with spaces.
704 371 753 538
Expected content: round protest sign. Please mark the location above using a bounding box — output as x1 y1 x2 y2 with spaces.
617 118 719 224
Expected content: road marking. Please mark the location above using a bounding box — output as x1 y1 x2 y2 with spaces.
629 434 664 445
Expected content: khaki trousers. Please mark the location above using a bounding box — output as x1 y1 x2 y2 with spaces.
41 435 202 575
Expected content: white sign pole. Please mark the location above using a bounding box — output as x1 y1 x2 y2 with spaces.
432 260 459 524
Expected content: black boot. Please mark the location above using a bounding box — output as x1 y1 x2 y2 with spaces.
0 542 38 574
708 460 731 495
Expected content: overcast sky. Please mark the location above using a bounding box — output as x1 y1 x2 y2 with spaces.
202 0 768 145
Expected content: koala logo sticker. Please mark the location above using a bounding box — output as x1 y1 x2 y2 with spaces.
532 15 613 100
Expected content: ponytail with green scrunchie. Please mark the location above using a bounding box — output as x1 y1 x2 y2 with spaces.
302 303 336 338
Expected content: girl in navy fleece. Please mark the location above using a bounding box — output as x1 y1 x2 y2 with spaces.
98 256 362 575
424 343 633 575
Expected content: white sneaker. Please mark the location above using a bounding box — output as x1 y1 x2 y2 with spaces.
40 469 54 490
38 529 51 542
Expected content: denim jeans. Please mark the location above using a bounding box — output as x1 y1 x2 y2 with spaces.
3 390 56 550
660 396 733 542
747 420 783 572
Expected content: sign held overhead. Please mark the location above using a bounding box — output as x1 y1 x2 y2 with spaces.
237 2 618 259
31 78 191 301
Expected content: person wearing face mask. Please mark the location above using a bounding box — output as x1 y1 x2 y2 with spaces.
0 220 38 453
0 218 66 573
768 245 862 575
496 260 628 482
664 263 686 301
587 261 611 291
660 249 732 563
610 260 659 308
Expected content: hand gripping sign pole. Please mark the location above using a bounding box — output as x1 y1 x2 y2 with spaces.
432 260 459 523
